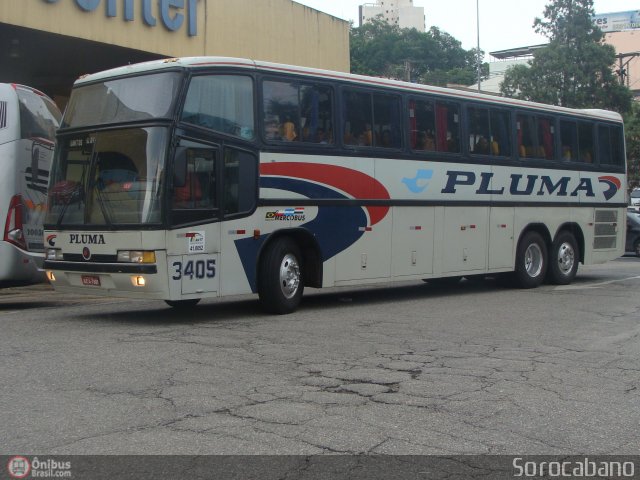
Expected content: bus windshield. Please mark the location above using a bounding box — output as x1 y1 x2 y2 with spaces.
45 127 168 227
17 87 61 141
62 72 182 128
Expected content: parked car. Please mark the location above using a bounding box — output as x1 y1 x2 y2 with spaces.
630 189 640 211
626 209 640 257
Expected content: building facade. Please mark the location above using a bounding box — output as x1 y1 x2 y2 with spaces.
359 0 425 32
0 0 350 105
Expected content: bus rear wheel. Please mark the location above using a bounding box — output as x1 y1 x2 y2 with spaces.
258 238 304 314
514 231 548 289
547 231 579 285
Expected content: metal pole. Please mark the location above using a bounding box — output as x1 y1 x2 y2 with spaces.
477 0 481 92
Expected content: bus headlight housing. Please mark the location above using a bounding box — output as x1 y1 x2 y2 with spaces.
46 248 63 261
117 250 156 263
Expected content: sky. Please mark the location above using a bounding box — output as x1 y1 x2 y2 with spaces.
294 0 636 56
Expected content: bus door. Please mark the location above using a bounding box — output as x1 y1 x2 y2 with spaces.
167 139 221 298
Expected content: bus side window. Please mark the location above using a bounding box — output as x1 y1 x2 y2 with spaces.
560 120 578 162
263 81 334 145
172 147 217 214
223 148 257 217
435 101 459 153
408 98 436 152
373 93 401 148
468 106 490 155
490 109 511 157
537 117 555 160
517 114 535 160
578 121 594 163
343 89 372 147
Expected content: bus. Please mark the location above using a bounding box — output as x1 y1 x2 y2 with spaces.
43 57 626 313
0 83 61 285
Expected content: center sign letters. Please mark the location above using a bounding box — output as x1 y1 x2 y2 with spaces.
44 0 199 36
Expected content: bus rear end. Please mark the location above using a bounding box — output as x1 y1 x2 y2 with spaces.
0 84 60 284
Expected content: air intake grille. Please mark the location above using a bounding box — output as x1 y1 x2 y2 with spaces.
593 209 618 250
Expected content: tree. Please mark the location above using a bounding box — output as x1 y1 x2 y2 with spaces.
350 19 487 86
624 103 640 188
500 0 632 113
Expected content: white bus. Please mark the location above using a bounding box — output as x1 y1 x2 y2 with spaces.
43 57 626 313
0 83 61 285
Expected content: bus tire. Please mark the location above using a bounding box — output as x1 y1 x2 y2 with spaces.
514 231 547 289
547 231 579 285
165 299 200 308
258 238 304 314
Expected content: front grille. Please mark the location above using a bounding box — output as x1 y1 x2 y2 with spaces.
63 253 118 262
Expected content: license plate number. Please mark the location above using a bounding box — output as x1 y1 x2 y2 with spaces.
81 275 101 286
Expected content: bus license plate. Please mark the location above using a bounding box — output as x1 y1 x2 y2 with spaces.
81 275 101 286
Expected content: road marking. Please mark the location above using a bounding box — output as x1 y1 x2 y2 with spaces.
555 275 640 291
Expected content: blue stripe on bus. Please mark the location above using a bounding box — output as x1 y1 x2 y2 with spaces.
234 177 368 292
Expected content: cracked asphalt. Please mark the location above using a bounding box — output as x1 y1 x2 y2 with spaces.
1 258 639 455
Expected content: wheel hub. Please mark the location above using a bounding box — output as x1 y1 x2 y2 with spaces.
279 253 301 299
557 242 575 275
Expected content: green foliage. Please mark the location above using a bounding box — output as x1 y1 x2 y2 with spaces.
624 103 640 188
500 0 632 114
350 18 487 87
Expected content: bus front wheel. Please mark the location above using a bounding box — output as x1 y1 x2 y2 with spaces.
514 231 548 289
258 238 304 314
547 231 579 285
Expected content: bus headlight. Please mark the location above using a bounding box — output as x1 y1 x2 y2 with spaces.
117 250 156 263
46 248 63 261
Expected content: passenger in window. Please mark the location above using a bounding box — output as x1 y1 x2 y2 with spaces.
580 149 593 163
562 146 573 161
491 138 500 156
519 144 527 158
414 131 427 150
281 116 297 141
344 126 356 145
424 131 435 151
173 167 202 209
360 123 373 146
473 136 490 155
316 128 328 144
265 118 281 141
446 134 459 153
380 129 393 148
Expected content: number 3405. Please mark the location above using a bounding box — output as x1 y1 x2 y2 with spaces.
171 259 216 280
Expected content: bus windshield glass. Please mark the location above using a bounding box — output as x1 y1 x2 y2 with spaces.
17 87 61 141
46 127 168 227
62 72 182 128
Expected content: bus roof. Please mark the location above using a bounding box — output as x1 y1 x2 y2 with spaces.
74 56 623 123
